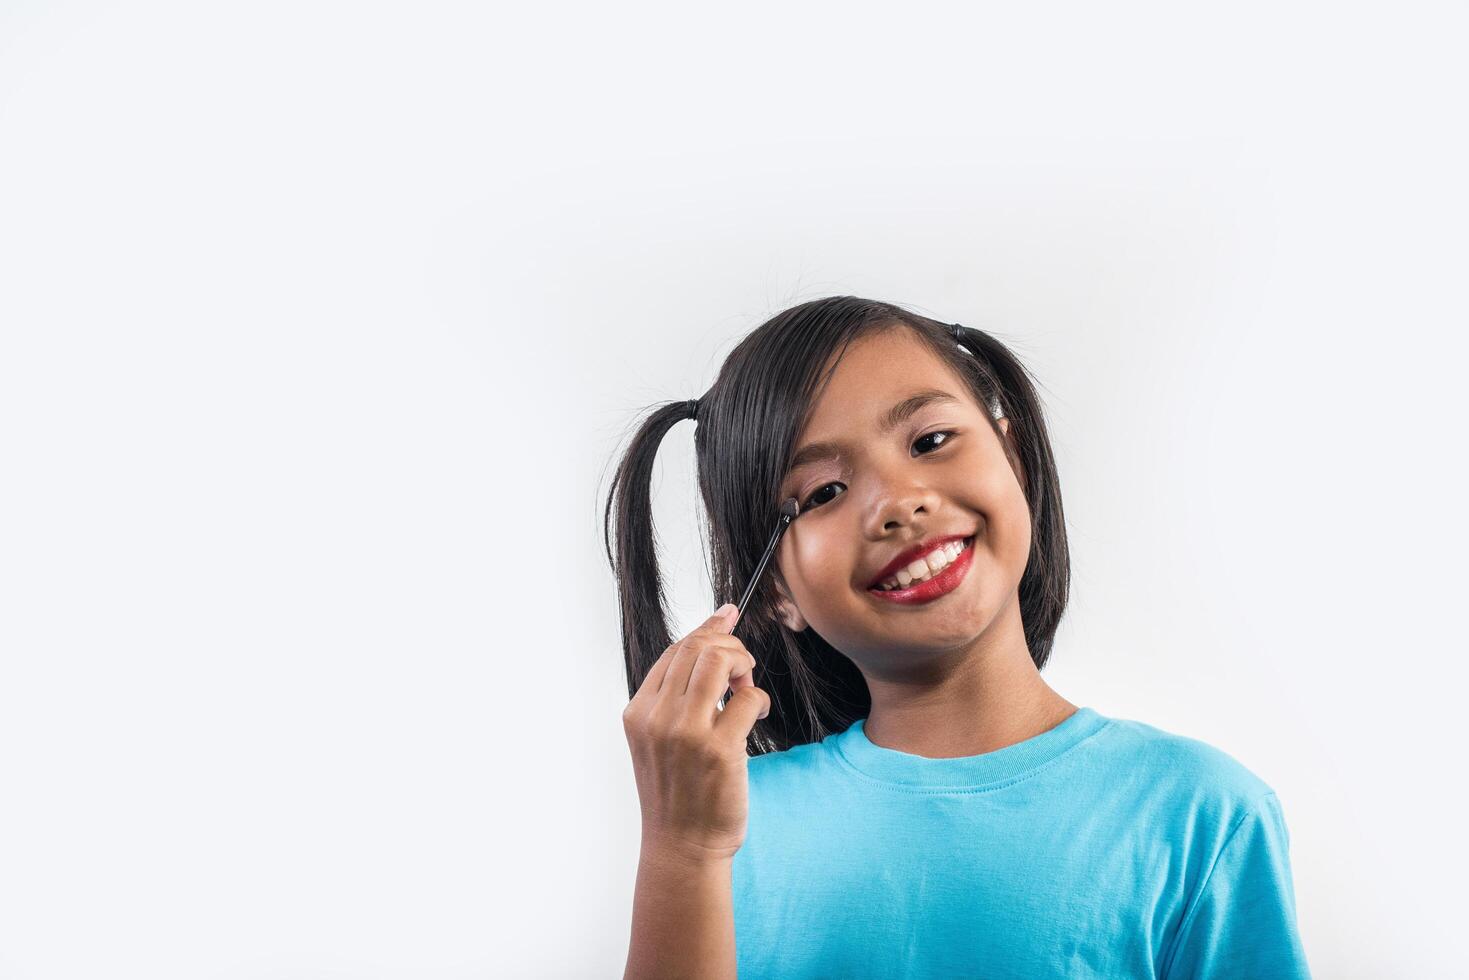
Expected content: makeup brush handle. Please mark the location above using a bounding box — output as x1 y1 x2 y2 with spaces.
732 507 796 629
735 528 783 620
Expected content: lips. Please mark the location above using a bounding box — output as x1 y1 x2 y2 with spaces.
867 537 977 604
865 533 976 590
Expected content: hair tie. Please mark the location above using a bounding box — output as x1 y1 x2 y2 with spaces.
949 322 966 345
686 398 700 421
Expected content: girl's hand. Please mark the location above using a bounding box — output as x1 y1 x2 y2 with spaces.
622 603 770 863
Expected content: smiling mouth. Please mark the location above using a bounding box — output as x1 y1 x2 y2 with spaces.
870 535 976 592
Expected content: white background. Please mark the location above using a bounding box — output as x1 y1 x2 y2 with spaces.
2 2 1465 977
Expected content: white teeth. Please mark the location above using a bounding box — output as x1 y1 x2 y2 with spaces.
876 538 971 591
905 557 933 578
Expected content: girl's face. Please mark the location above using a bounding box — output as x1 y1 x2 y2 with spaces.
771 327 1032 674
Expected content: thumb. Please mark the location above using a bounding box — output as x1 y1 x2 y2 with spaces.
708 602 739 634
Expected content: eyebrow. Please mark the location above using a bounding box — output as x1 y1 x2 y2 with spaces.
786 389 961 476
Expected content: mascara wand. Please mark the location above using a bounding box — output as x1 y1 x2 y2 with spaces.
730 497 801 633
718 497 800 713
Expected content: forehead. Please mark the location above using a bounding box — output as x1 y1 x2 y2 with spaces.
799 327 968 433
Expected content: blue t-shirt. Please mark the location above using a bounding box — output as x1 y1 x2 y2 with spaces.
732 706 1310 979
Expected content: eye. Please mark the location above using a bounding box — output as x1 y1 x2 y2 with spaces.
797 430 959 512
802 482 844 510
914 430 956 454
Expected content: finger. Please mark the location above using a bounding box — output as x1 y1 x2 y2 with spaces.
723 643 758 696
714 651 758 717
727 656 756 692
659 607 738 697
629 639 681 712
713 684 771 742
684 643 756 712
645 605 735 697
710 602 739 635
663 637 746 714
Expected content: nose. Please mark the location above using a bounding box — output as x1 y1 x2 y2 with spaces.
861 466 943 538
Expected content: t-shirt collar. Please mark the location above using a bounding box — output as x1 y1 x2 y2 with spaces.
833 706 1110 790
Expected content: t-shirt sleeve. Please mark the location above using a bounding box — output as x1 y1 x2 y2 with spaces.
1162 791 1312 980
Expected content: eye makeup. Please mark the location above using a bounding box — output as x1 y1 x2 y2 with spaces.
783 426 962 511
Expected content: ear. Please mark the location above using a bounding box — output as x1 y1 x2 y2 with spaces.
772 574 809 632
995 415 1028 493
994 416 1015 458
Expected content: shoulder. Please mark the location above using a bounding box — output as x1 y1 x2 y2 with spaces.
1086 712 1297 911
1090 712 1281 835
746 730 844 792
748 736 829 777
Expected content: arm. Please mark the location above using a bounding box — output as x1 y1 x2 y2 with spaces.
1161 792 1312 979
623 839 737 980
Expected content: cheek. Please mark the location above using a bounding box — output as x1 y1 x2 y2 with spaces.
1004 502 1033 566
967 465 1030 546
781 527 850 594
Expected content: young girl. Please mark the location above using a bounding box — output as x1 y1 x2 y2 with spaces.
606 296 1311 979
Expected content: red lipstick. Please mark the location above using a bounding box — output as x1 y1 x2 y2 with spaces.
866 534 973 589
866 534 976 605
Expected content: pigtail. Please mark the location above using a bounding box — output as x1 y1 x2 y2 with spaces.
950 323 1071 670
602 399 700 699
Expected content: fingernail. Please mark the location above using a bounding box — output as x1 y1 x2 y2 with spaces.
716 603 737 618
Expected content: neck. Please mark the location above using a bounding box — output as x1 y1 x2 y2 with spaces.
859 591 1077 759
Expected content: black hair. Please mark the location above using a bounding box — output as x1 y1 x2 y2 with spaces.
601 296 1070 755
